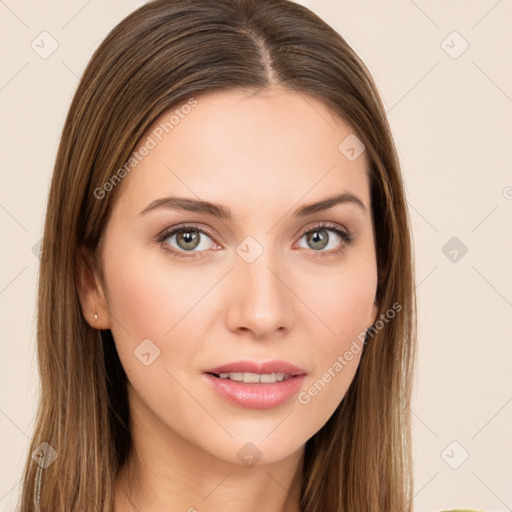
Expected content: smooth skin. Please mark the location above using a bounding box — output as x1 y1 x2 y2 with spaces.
77 86 379 512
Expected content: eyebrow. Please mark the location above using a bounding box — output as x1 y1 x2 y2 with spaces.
138 192 367 219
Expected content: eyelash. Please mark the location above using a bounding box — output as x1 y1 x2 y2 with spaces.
156 222 353 260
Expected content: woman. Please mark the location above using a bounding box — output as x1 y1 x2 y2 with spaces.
17 0 418 510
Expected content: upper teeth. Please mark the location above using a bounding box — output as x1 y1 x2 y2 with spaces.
218 372 290 383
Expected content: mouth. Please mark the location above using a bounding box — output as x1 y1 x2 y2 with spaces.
204 359 307 378
202 360 307 409
206 371 294 383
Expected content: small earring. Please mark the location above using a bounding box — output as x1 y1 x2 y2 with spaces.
94 313 98 320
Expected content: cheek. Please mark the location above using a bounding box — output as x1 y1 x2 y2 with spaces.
101 246 211 430
292 259 376 410
296 257 376 344
101 243 198 375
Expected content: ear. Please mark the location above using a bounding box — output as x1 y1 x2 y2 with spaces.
75 245 111 330
368 294 379 328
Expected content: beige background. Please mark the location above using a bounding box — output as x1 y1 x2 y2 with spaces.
1 1 511 510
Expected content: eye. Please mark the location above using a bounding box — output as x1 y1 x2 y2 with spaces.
157 224 218 259
156 221 353 260
295 222 352 257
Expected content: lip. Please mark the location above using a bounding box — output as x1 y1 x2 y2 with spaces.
203 359 307 409
204 359 307 377
203 373 307 409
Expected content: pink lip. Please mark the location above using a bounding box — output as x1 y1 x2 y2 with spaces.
202 359 307 409
202 373 306 409
204 359 307 377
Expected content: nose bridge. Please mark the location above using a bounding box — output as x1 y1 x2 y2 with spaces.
225 233 293 335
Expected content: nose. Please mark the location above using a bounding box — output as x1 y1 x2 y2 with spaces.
223 243 294 339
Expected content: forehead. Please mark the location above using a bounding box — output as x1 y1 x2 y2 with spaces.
112 87 370 220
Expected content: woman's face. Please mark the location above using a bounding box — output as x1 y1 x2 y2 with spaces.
85 87 378 466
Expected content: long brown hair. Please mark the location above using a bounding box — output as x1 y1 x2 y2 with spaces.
17 1 416 510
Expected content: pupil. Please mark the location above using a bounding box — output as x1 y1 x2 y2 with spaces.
309 229 328 250
177 230 200 250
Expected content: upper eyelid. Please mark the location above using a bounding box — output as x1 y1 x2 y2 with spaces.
158 221 350 245
293 221 350 240
158 223 216 242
